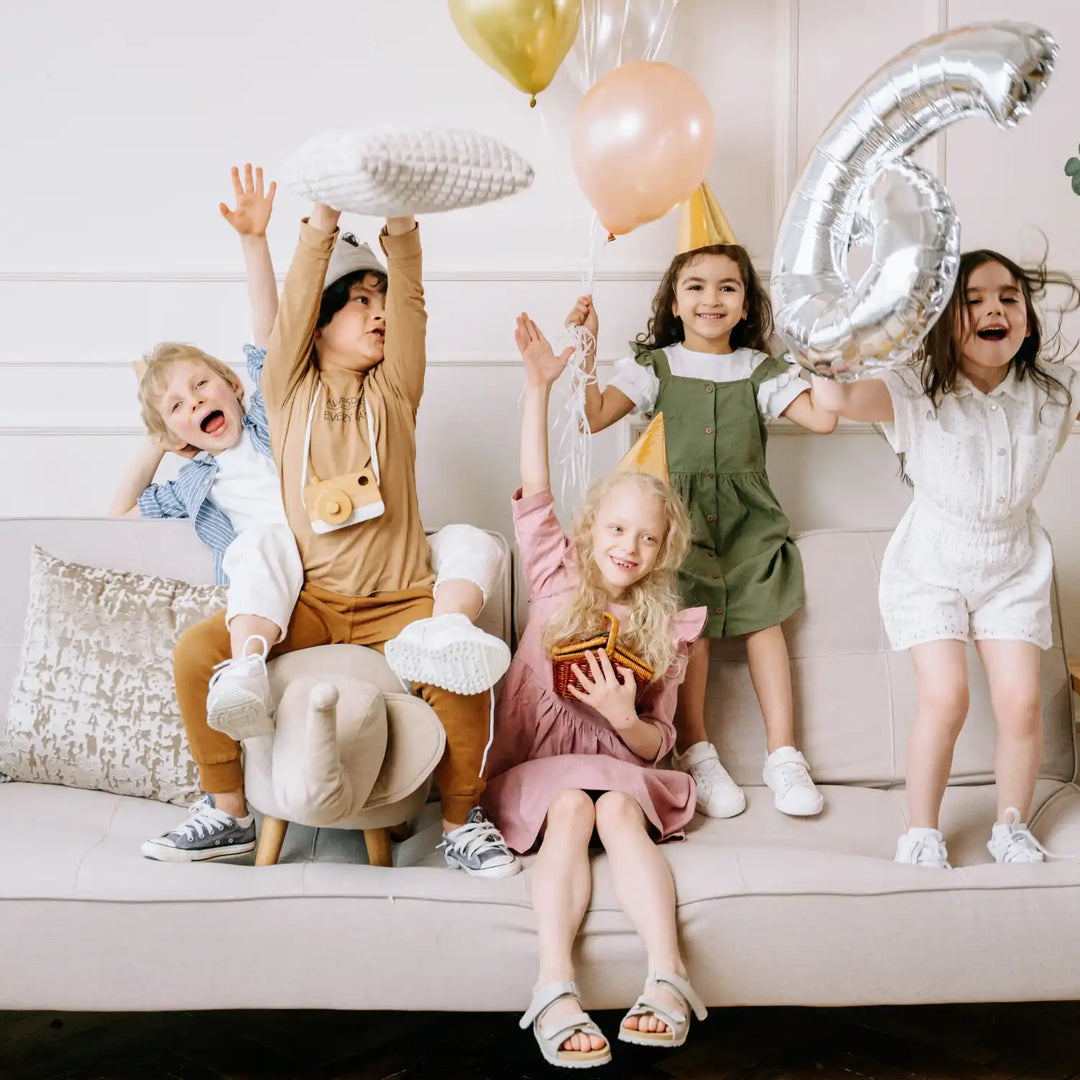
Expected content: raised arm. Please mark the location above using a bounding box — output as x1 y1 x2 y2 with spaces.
108 436 168 518
565 295 636 432
220 164 278 349
380 215 425 407
516 313 574 497
262 204 340 409
809 372 895 423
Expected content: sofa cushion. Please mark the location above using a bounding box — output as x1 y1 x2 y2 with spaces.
0 547 225 805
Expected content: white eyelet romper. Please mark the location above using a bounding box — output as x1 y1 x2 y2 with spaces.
878 363 1078 651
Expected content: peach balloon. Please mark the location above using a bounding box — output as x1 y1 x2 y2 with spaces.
570 60 716 236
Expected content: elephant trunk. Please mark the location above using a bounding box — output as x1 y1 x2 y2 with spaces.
276 682 353 824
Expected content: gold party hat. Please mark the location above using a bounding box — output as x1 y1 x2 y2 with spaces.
616 413 669 484
678 180 737 252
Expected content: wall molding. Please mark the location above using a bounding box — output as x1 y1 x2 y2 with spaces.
0 268 672 285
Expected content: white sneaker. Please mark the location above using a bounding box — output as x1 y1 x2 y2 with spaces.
895 827 951 868
762 746 824 817
987 808 1047 864
384 613 511 695
672 741 745 818
206 634 274 740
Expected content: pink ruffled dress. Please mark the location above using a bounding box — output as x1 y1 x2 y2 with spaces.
481 488 707 854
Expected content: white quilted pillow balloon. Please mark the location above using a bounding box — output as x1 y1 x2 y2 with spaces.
281 126 535 216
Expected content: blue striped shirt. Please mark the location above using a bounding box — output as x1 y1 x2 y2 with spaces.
137 344 274 584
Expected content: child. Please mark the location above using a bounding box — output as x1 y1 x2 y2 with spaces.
142 177 517 874
813 249 1080 867
481 314 708 1068
217 166 511 698
110 167 302 772
569 244 837 820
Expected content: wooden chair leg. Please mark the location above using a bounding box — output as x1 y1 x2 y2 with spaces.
364 827 393 867
255 816 289 866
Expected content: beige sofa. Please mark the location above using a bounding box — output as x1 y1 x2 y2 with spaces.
2 517 1079 1012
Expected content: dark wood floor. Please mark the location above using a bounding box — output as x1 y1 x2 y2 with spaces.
2 1001 1079 1079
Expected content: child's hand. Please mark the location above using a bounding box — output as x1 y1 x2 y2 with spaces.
516 313 574 387
567 648 638 729
565 295 598 343
156 433 200 460
219 163 276 237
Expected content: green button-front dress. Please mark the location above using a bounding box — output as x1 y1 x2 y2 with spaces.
632 344 805 638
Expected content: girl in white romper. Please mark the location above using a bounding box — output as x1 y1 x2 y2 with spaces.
815 250 1079 868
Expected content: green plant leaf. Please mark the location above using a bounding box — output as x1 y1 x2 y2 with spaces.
1066 156 1080 177
1072 172 1080 196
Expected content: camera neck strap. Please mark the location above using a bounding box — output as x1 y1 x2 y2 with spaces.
300 380 381 503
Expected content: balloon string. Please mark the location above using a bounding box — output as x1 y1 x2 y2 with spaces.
648 0 679 60
554 324 598 509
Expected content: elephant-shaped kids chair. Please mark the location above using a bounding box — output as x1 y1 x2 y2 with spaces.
242 644 446 867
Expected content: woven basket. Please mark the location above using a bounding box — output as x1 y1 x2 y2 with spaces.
550 613 654 704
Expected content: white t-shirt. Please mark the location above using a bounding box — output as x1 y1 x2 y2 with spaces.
607 344 809 420
209 428 289 533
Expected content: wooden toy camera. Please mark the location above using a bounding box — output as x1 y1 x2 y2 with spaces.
304 467 385 534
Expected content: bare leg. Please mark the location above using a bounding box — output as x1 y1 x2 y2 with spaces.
227 614 282 656
532 790 605 1054
674 637 710 753
906 640 970 828
745 624 794 753
432 579 483 621
976 639 1042 822
594 792 685 1036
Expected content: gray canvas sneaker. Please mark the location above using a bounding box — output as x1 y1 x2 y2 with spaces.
141 794 256 863
441 807 520 878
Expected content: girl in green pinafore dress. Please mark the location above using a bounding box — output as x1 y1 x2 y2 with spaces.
569 244 838 820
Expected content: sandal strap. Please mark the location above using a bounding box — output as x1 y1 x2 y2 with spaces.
519 980 579 1030
623 991 686 1030
539 1011 604 1044
646 970 708 1022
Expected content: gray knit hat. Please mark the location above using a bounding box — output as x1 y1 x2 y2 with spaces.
325 232 388 291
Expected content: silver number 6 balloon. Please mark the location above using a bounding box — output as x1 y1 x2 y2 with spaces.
772 23 1057 380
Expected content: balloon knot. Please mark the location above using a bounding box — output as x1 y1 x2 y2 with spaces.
529 95 537 108
607 232 616 243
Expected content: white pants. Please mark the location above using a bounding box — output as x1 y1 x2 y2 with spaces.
428 524 504 605
222 523 305 640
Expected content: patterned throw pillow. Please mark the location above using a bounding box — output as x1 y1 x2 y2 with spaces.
0 548 226 805
281 125 534 216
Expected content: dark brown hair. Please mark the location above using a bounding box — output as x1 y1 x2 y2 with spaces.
917 248 1076 410
637 244 772 353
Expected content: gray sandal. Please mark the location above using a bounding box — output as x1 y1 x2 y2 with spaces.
617 970 708 1048
519 980 612 1069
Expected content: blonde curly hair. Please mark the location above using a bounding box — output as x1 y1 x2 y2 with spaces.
137 343 244 440
542 471 692 676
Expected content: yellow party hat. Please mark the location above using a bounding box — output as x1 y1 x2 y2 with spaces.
616 412 669 484
678 180 737 252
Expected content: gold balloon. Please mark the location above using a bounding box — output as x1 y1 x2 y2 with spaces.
448 0 582 105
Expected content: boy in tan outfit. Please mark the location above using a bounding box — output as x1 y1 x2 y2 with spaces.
142 197 517 877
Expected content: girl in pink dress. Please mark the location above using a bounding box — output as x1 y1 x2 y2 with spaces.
483 314 708 1069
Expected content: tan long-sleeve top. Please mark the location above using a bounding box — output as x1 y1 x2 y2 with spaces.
262 220 434 597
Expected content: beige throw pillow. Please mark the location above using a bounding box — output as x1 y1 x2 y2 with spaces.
0 548 226 805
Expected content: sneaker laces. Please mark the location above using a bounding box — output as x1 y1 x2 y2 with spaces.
771 758 813 795
171 796 237 842
208 635 270 690
692 757 734 797
908 832 951 869
996 807 1074 862
440 814 509 860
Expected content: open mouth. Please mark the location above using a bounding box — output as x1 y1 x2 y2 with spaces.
977 327 1007 341
200 410 227 436
610 555 637 572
